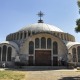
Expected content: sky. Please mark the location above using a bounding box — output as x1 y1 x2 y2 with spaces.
0 0 80 42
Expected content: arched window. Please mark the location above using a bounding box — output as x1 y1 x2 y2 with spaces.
41 37 46 49
35 38 39 48
15 33 17 40
28 31 31 36
10 34 12 40
14 33 16 40
7 47 12 61
20 32 23 39
24 32 27 39
47 38 51 49
77 46 80 62
61 34 63 40
0 47 1 61
13 34 15 40
29 41 34 54
57 33 59 37
53 41 58 54
2 45 7 61
12 34 14 40
72 48 77 62
53 33 55 36
17 33 19 40
32 31 35 35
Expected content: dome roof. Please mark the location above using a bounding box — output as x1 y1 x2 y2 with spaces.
0 41 19 51
65 41 80 49
19 23 63 32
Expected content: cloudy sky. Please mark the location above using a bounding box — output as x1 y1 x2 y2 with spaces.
0 0 80 42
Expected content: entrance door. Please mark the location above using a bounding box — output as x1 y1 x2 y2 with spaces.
53 56 58 66
35 50 51 66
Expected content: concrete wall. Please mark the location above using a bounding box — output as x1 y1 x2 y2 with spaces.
20 33 68 65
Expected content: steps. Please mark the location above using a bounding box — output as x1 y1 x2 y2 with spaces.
22 66 67 70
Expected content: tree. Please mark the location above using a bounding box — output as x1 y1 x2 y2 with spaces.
75 0 80 32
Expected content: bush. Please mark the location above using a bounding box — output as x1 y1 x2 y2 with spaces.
14 62 25 68
77 67 80 70
67 62 75 69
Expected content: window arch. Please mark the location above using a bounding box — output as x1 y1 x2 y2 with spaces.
20 32 23 39
53 33 55 36
24 32 27 39
47 38 51 49
41 37 46 49
77 46 80 62
53 41 58 54
29 41 34 54
12 34 14 40
28 31 31 36
72 48 77 62
17 32 19 40
32 31 35 35
7 47 12 61
57 33 59 37
14 33 16 40
0 47 1 61
13 33 15 40
61 34 63 40
35 38 39 48
2 45 7 61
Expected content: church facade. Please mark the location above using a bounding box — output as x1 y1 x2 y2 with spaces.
0 13 80 67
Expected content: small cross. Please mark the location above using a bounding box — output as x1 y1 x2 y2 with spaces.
37 11 44 20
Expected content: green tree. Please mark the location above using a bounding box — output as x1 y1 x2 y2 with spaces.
75 0 80 32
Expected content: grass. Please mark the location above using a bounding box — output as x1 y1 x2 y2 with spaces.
0 70 25 80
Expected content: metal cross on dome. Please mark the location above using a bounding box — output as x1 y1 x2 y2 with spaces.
37 11 44 20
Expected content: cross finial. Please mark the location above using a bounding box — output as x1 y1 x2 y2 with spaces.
37 11 44 23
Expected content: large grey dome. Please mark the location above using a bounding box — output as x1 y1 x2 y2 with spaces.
19 23 63 32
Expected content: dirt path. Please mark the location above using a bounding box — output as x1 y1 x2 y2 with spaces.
25 70 80 80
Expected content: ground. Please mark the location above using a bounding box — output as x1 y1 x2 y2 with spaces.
0 67 80 80
26 70 80 80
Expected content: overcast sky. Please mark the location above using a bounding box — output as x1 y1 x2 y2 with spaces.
0 0 80 42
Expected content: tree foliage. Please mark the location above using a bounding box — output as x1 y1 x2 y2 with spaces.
75 0 80 32
77 0 80 8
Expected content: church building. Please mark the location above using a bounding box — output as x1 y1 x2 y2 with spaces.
0 11 80 67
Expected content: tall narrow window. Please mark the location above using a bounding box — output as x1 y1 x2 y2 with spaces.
64 34 67 40
12 34 14 40
13 33 15 40
77 46 80 62
47 38 51 49
17 33 19 40
7 47 12 61
57 33 59 37
61 34 63 40
32 31 35 35
35 38 39 48
41 37 46 49
13 33 16 40
28 31 31 36
2 45 7 61
72 48 77 62
53 42 58 54
29 41 34 54
24 32 27 39
20 32 23 39
0 47 1 61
